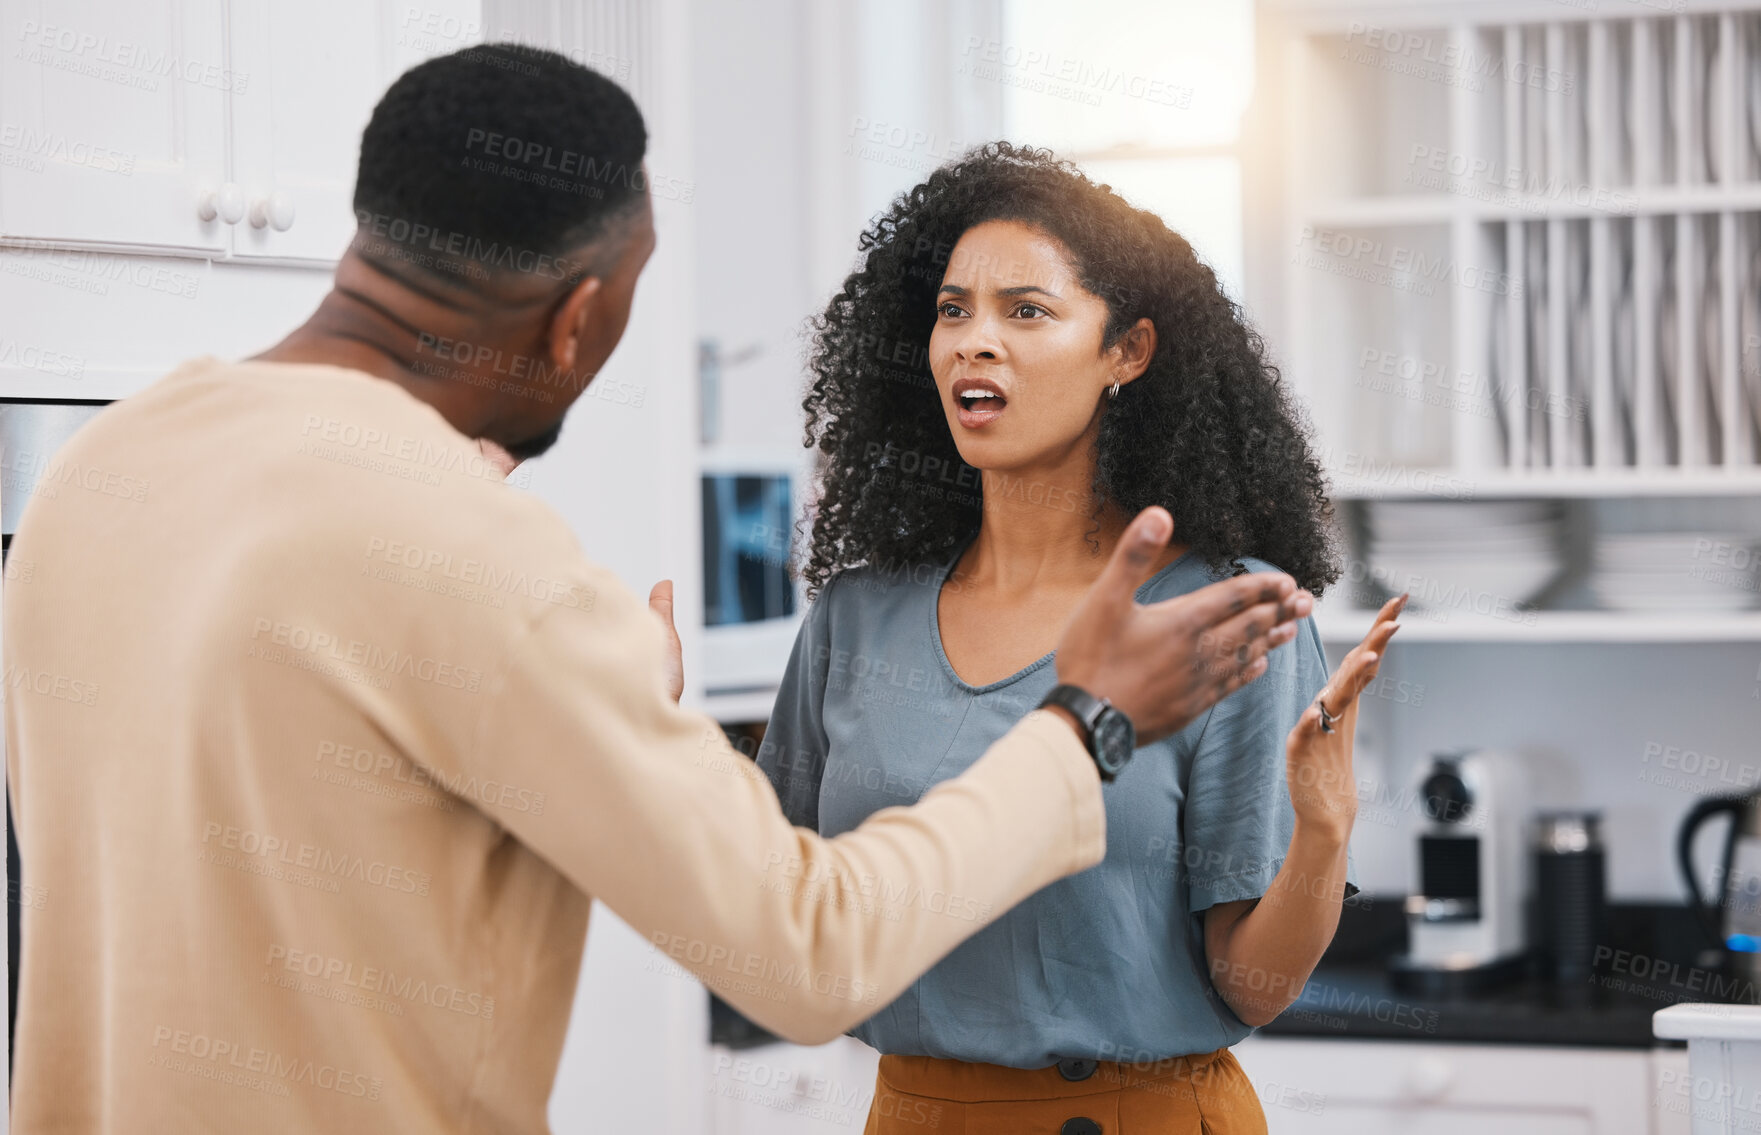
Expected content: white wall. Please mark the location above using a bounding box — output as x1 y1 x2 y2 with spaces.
1349 640 1761 902
691 0 1004 456
688 0 813 453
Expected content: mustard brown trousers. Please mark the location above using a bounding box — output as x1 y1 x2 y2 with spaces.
863 1047 1269 1135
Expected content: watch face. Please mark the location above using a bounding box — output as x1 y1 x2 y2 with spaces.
1092 709 1135 774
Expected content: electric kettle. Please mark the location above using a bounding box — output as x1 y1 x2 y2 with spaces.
1678 794 1761 986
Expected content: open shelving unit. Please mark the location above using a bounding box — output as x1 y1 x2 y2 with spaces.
1258 0 1761 643
1327 467 1761 499
1314 607 1761 643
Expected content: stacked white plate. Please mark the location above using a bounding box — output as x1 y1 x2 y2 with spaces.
1364 500 1564 612
1591 531 1761 613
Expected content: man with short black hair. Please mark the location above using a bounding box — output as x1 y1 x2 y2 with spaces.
5 44 1307 1131
282 42 656 465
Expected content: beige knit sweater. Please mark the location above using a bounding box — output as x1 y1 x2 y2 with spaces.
4 358 1104 1133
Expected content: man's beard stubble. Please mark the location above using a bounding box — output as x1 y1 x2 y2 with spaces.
506 419 565 461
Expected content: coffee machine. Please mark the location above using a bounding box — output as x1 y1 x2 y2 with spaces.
1391 751 1532 995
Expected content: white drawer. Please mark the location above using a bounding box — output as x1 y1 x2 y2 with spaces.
1235 1037 1659 1135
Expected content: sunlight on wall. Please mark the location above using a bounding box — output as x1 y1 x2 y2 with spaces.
1082 156 1246 301
999 0 1253 299
999 0 1254 149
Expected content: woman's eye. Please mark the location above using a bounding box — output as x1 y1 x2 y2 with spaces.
937 302 966 319
1014 303 1047 319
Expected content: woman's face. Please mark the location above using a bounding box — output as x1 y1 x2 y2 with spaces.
927 219 1153 474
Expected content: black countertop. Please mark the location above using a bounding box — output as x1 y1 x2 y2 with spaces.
710 895 1745 1051
1258 896 1745 1048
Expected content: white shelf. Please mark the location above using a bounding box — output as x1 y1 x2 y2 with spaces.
697 688 781 725
1481 183 1761 220
1307 184 1761 230
1303 195 1457 229
1328 467 1761 499
1266 0 1761 36
1316 607 1761 643
1654 1003 1761 1042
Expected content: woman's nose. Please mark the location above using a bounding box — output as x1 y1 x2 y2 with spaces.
953 320 1003 362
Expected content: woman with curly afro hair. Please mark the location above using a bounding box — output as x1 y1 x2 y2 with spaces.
756 143 1403 1134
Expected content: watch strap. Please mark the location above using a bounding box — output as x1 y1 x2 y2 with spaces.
1042 683 1106 734
1039 683 1124 782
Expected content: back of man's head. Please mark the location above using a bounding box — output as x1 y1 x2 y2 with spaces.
352 43 648 291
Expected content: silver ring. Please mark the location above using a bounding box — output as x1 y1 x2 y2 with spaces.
1316 697 1340 734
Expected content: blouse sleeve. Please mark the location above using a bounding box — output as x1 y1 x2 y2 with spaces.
1182 617 1358 913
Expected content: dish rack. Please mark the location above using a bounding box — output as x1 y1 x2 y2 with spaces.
1263 0 1761 476
1257 0 1761 640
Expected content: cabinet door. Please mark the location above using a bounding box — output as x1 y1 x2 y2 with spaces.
707 1038 880 1134
0 0 229 251
1234 1037 1655 1135
226 0 480 263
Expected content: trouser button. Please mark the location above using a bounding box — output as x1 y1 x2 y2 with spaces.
1057 1057 1097 1081
1060 1119 1102 1135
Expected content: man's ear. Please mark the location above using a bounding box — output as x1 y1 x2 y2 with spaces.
1113 317 1158 386
547 275 604 374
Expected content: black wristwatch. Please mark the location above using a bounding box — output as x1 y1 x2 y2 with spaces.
1039 684 1136 782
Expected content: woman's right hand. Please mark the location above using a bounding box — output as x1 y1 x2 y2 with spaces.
1055 507 1313 745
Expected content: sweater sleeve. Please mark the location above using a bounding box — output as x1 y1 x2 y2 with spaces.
465 567 1105 1044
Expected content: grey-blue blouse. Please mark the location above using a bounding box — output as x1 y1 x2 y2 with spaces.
755 546 1348 1068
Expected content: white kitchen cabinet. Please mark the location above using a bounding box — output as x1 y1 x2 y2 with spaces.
227 0 481 263
704 1036 1680 1135
705 1037 882 1135
1652 1046 1694 1135
0 0 478 262
0 0 230 251
1236 1036 1674 1135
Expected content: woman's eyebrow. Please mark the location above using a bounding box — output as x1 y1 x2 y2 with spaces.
935 283 1063 299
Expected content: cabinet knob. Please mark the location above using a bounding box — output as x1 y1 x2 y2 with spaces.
1401 1054 1454 1102
249 191 296 232
197 183 247 225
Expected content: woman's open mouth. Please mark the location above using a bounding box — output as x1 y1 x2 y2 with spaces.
952 378 1008 429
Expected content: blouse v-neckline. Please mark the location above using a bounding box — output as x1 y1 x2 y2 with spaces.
927 536 1196 694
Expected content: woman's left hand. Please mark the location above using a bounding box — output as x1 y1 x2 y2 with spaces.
1285 593 1406 840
